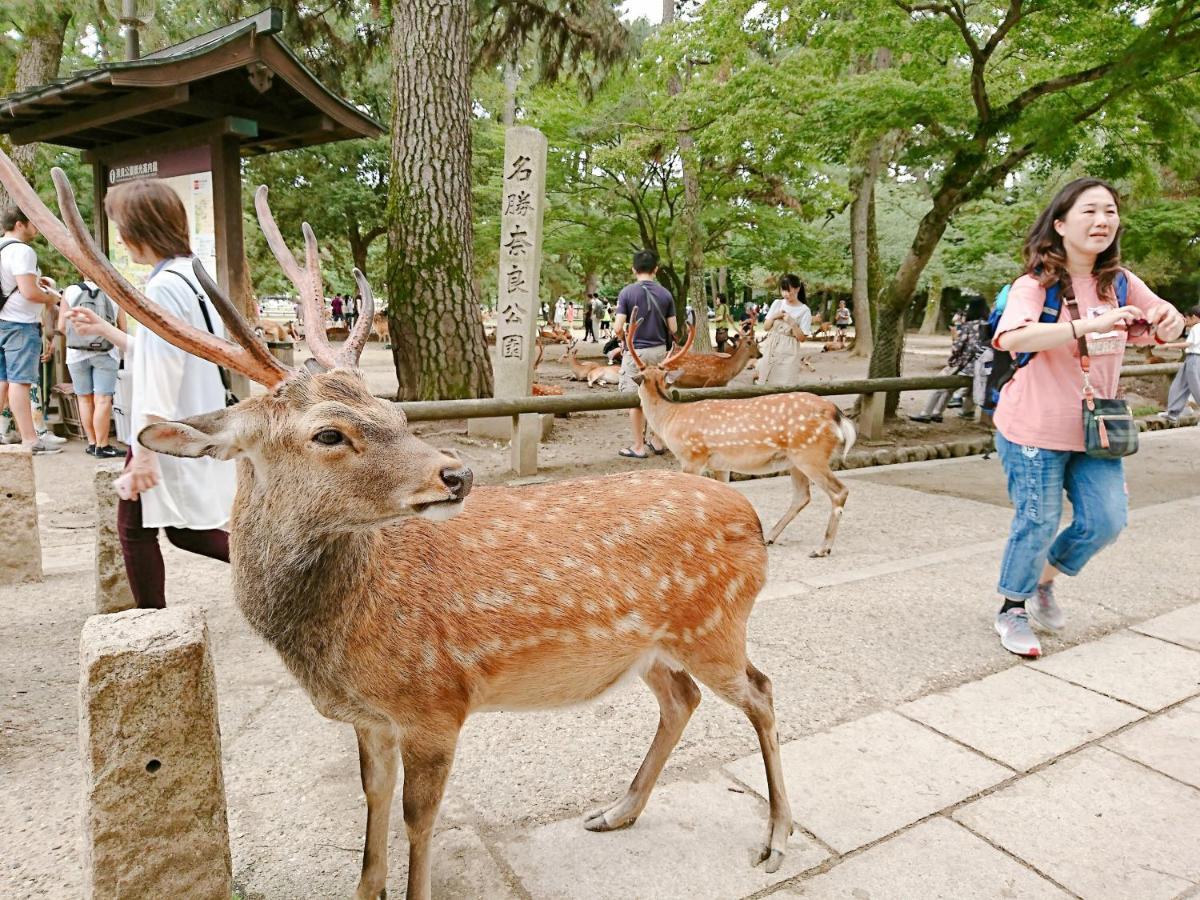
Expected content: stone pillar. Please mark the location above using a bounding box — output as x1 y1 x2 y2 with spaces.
79 606 232 900
511 412 539 477
0 445 42 584
860 392 886 441
267 340 295 367
94 462 135 613
469 127 552 455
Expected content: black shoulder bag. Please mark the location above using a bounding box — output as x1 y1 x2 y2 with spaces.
162 268 239 407
638 282 673 351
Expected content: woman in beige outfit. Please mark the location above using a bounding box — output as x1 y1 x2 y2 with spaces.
758 274 813 385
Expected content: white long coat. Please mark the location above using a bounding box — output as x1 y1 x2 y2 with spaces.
129 256 236 530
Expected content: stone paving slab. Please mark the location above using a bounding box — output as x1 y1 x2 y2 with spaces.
777 816 1070 899
1103 697 1200 790
725 711 1011 854
954 746 1200 900
498 775 828 899
1030 630 1200 711
1132 603 1200 651
898 665 1144 771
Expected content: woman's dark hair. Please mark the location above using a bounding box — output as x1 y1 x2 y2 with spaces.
779 274 806 305
1024 177 1123 302
105 179 191 260
963 296 989 321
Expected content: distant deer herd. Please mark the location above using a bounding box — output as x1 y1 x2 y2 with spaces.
0 148 861 900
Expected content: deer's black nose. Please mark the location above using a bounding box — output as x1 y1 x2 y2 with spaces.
440 466 473 500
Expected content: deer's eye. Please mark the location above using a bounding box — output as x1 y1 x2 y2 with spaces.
313 429 345 446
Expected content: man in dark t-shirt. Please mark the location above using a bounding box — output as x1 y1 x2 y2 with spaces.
614 249 677 459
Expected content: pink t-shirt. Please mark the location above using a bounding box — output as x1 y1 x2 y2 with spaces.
992 270 1171 452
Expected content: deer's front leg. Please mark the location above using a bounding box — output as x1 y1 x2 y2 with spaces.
401 727 460 900
354 721 400 900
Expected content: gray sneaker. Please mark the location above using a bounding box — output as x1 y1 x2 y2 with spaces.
1027 582 1065 633
29 439 62 456
995 607 1042 658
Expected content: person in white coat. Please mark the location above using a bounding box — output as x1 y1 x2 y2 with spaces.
66 179 236 609
758 274 813 385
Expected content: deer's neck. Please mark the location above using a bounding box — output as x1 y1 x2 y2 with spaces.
638 384 680 437
229 484 376 677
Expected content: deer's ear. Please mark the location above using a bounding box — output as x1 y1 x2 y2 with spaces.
138 410 239 460
664 369 683 385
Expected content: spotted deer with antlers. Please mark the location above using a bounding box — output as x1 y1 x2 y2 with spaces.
627 315 855 556
0 154 795 900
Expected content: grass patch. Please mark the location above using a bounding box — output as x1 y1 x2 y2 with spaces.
1133 404 1162 417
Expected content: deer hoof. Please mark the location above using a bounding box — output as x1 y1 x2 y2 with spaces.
756 847 785 873
583 807 636 832
809 548 831 558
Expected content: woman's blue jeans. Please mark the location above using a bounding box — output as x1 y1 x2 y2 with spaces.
995 431 1128 600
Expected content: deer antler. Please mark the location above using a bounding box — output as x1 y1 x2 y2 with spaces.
625 311 646 370
661 322 696 368
335 268 377 367
0 152 292 388
254 186 338 369
190 259 296 380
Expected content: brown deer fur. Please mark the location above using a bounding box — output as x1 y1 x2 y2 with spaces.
0 153 796 900
628 316 854 556
664 322 762 387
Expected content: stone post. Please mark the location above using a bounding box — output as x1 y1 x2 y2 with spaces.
469 126 554 454
0 445 42 584
94 461 135 613
79 606 232 899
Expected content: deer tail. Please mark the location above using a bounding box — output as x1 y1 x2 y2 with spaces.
834 408 857 459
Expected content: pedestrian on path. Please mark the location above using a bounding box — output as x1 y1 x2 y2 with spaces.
0 205 65 454
758 274 812 386
910 296 988 423
1162 306 1200 423
614 249 675 459
583 295 596 341
66 179 235 609
989 177 1185 658
56 279 126 457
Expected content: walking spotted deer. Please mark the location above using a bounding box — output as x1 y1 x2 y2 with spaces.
627 315 855 556
0 154 794 900
664 320 762 387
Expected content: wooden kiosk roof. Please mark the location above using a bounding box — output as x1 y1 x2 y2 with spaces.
0 7 383 158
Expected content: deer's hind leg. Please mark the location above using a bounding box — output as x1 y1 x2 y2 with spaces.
682 642 792 873
796 459 849 558
353 720 400 900
764 466 812 546
584 658 701 832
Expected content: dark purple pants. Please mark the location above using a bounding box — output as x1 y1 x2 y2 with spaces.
117 491 230 610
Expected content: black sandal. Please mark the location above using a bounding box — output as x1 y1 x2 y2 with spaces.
619 447 649 459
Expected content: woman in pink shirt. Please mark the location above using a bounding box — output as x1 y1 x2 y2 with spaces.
990 178 1184 658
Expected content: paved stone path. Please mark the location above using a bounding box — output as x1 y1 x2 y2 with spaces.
2 428 1197 899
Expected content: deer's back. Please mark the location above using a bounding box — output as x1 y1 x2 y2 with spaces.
350 472 767 717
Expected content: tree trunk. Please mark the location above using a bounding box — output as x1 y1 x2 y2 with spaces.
1 8 71 204
866 302 910 416
385 2 493 401
919 274 944 335
848 140 882 357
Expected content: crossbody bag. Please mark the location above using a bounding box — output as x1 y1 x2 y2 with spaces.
162 268 239 407
1062 279 1138 459
638 282 673 351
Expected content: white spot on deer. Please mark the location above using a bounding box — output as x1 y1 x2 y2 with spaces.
542 569 560 582
656 574 671 593
583 598 600 615
638 563 652 579
616 611 649 635
587 564 604 579
448 645 486 668
421 645 437 670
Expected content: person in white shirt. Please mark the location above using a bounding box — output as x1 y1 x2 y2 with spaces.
0 206 64 454
66 179 235 609
758 273 813 385
1164 305 1200 423
55 281 126 457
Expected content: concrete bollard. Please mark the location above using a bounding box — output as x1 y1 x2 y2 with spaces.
267 339 295 367
94 462 135 613
79 606 232 900
0 444 43 584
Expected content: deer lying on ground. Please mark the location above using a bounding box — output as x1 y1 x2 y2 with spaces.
539 322 572 344
664 320 761 388
564 339 600 380
255 319 298 343
627 314 854 555
587 362 621 387
1 154 795 900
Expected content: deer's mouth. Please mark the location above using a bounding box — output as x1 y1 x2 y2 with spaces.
412 498 465 522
